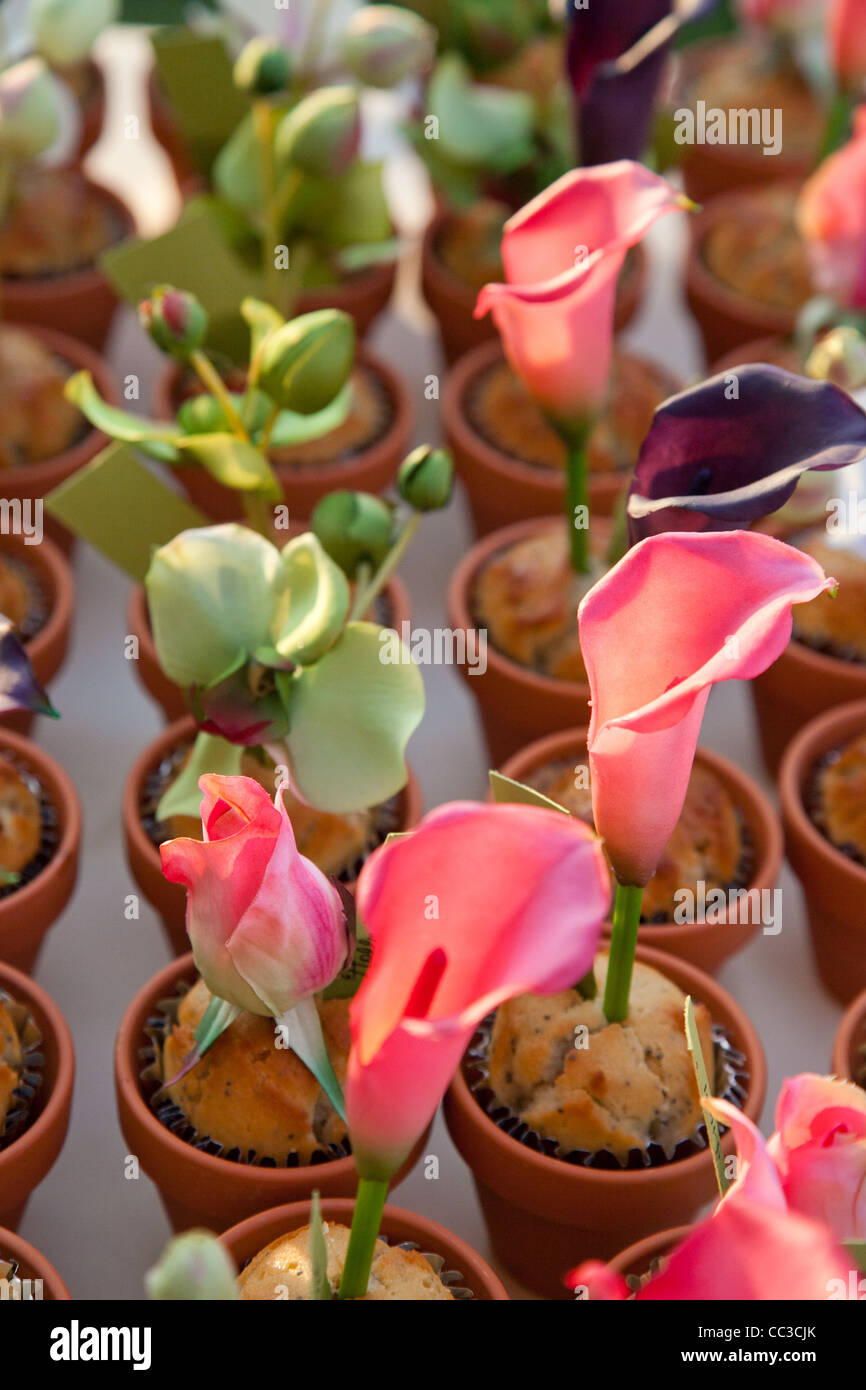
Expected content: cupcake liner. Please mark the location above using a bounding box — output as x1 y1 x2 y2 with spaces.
2 554 50 644
390 1242 474 1300
805 748 866 870
139 980 351 1170
0 756 61 904
625 1254 669 1296
464 1014 750 1171
0 989 44 1151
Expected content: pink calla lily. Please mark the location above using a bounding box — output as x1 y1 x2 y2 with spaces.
346 801 611 1180
768 1074 866 1241
578 530 834 886
797 107 866 309
830 0 866 93
474 162 687 426
160 774 348 1017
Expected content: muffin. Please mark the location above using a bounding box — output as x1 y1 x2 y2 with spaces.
811 731 866 866
0 757 43 878
0 996 24 1135
701 185 812 314
238 1222 454 1300
0 325 83 468
487 954 715 1162
0 167 120 278
466 353 677 476
526 759 745 921
161 978 349 1163
791 529 866 662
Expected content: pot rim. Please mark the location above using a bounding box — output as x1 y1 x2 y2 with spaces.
0 958 75 1185
606 1222 692 1278
0 728 81 927
3 530 75 684
686 184 802 335
445 941 767 1191
499 725 784 940
0 177 137 305
832 988 866 1082
220 1195 510 1300
778 697 866 892
0 1223 71 1299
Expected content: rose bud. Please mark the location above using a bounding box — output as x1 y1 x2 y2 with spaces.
146 1230 239 1302
0 58 61 160
257 308 355 414
311 490 394 577
396 445 454 512
32 0 119 70
805 325 866 390
233 37 293 97
342 5 436 88
275 86 361 177
138 286 209 359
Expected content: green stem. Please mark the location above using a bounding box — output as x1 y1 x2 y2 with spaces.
338 1178 389 1300
602 882 644 1024
190 349 248 440
349 513 420 622
242 493 273 538
260 401 281 456
563 424 593 575
254 98 283 312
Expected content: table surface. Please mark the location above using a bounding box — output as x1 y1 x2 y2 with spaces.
16 28 845 1300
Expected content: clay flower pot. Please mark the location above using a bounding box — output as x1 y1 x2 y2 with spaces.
115 953 431 1234
779 699 866 1004
152 346 412 524
221 1196 510 1300
685 189 800 365
73 61 107 165
125 568 412 725
0 1225 71 1299
751 636 866 780
0 729 81 974
295 263 397 342
501 727 784 975
0 960 74 1231
0 325 117 554
447 515 591 765
421 208 646 366
444 942 766 1300
122 715 424 956
832 989 866 1083
2 180 136 351
710 335 803 375
606 1224 690 1284
442 340 672 537
0 532 75 739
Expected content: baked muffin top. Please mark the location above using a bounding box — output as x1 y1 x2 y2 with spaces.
702 185 812 313
0 997 24 1134
813 730 866 863
162 979 350 1164
528 759 743 921
487 954 715 1161
0 757 42 877
238 1222 454 1300
791 529 866 661
0 326 82 467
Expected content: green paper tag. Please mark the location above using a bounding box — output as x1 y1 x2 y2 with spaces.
44 443 208 582
488 770 569 814
150 28 249 175
684 995 730 1197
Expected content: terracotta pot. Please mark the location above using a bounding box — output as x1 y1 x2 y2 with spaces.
125 564 412 726
607 1224 690 1283
421 209 646 366
501 727 783 975
0 1225 71 1299
685 189 799 365
2 181 136 351
751 636 866 779
221 1197 509 1300
0 960 74 1231
710 335 803 375
0 532 75 739
0 730 81 974
447 515 591 765
779 698 866 1004
72 60 106 164
443 341 666 537
831 989 866 1083
444 942 766 1299
0 326 117 554
152 347 412 524
115 953 431 1233
122 715 424 956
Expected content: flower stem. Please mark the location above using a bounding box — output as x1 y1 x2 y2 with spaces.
190 349 248 439
602 882 644 1024
563 423 593 575
338 1178 388 1299
253 98 283 313
242 493 273 538
349 512 419 622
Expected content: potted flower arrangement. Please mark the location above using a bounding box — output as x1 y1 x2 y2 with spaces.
445 524 834 1298
0 1225 70 1299
573 1073 866 1300
0 52 134 348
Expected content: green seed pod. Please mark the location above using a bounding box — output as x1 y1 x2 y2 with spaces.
311 490 394 577
257 309 355 415
342 5 436 87
139 286 209 359
233 37 293 97
275 86 361 177
397 445 454 511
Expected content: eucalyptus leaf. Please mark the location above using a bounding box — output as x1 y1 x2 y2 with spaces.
287 621 424 812
65 371 182 463
156 731 245 824
212 110 263 213
262 534 350 666
428 55 535 172
175 433 282 498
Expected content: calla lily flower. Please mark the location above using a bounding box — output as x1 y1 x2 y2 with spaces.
798 108 866 310
346 802 612 1181
475 162 688 427
0 619 57 720
768 1074 866 1241
578 531 834 887
830 0 866 93
161 774 348 1018
626 365 866 544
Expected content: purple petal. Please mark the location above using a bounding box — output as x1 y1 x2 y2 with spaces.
193 667 288 747
0 620 57 718
627 364 866 544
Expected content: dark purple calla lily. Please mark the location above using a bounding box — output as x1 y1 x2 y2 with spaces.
567 0 719 166
626 364 866 544
0 619 57 719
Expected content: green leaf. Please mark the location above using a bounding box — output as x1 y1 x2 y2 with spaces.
156 731 245 823
65 372 182 462
287 621 424 813
267 382 351 449
161 997 243 1089
428 55 535 172
685 995 730 1198
275 998 346 1120
488 771 569 814
336 238 401 274
286 162 392 249
258 533 350 667
243 296 285 364
309 1192 331 1301
175 433 282 499
150 28 249 176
